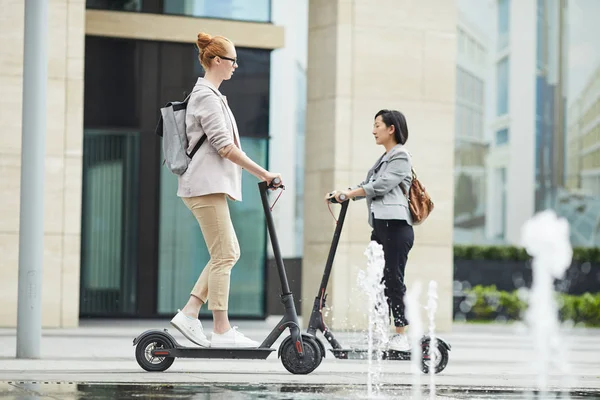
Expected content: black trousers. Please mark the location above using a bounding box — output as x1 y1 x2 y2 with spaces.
371 217 414 327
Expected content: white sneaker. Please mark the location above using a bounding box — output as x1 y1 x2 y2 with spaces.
210 326 260 348
170 310 210 347
388 333 410 352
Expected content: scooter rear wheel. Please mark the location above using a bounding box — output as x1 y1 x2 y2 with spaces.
279 335 322 375
421 338 449 374
135 333 175 372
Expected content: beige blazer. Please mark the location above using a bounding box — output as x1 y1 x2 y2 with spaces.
177 77 244 201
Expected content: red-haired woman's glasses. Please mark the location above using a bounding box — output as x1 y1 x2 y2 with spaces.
214 55 237 65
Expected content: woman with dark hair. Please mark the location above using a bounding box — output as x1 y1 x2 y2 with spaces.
325 109 414 352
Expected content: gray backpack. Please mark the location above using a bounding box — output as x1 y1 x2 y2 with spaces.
155 91 206 175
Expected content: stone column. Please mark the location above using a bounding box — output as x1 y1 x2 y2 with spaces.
0 0 85 328
302 0 456 332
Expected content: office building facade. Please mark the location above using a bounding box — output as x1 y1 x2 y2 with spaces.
1 0 456 332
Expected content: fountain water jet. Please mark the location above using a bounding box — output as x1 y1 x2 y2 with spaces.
405 281 423 400
426 280 439 400
360 241 390 398
521 210 573 397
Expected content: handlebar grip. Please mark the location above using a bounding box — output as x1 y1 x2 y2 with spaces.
267 177 284 190
328 193 347 204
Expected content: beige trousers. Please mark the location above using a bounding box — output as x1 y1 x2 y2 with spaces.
182 193 240 311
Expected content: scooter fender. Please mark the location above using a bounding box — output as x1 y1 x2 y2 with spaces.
420 335 451 352
132 328 177 347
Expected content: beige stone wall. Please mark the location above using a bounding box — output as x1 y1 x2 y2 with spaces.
85 9 285 49
303 0 456 332
0 0 85 328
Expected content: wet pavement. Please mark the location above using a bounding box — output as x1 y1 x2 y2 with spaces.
1 321 599 399
1 382 600 400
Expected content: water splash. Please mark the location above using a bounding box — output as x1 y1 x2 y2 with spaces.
521 210 573 396
359 241 389 398
426 280 438 399
405 281 423 400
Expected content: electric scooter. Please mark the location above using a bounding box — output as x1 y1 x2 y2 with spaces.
306 195 451 374
133 179 324 375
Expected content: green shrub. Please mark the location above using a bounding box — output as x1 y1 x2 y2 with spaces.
461 285 600 327
468 285 499 318
454 245 600 263
498 290 525 320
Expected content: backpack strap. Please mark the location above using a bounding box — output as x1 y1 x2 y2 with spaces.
187 134 207 159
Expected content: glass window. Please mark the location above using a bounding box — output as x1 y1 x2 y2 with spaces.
476 78 484 105
536 0 545 69
164 0 270 23
465 107 473 138
157 137 268 317
79 130 140 316
458 29 465 54
497 57 509 116
456 67 461 98
87 0 271 22
498 0 510 51
496 128 509 145
455 105 462 137
84 36 139 129
473 111 479 139
87 0 142 11
464 72 471 103
499 168 507 238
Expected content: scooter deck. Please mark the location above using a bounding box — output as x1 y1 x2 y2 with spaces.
330 348 412 361
152 346 275 360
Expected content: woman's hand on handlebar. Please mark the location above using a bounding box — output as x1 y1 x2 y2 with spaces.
264 172 283 189
325 190 349 203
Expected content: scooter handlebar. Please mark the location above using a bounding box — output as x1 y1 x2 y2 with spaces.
328 193 347 204
267 177 284 190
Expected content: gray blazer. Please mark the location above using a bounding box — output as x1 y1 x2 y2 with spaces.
177 77 244 201
352 144 413 227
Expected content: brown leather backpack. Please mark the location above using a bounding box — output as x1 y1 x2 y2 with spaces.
401 168 434 225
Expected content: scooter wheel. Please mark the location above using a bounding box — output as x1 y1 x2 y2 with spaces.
135 333 175 372
279 335 322 375
421 339 449 374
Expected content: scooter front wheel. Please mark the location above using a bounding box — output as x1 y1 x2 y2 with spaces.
279 335 322 374
135 332 175 372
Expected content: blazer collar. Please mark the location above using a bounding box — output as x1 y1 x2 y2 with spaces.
383 143 405 161
196 77 224 97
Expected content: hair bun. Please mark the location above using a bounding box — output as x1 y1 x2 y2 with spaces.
196 32 212 50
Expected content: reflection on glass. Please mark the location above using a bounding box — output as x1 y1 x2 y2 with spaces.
454 11 489 244
497 0 510 50
158 137 268 317
86 0 142 11
496 128 509 145
163 0 270 22
454 0 600 249
496 57 509 116
80 130 140 316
